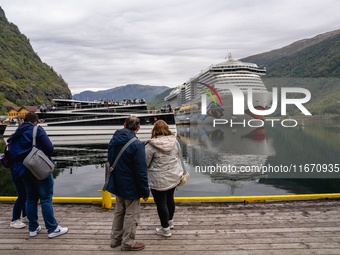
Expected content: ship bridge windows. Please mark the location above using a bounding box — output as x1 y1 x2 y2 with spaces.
210 68 266 74
217 77 262 81
216 81 265 86
218 74 261 78
212 65 265 70
221 83 265 87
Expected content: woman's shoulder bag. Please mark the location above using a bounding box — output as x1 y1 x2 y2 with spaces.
23 126 55 180
176 141 190 186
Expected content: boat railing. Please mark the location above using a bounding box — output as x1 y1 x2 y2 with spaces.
41 108 169 115
40 114 130 123
38 103 148 113
39 110 173 123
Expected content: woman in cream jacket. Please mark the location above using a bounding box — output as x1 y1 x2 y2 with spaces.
145 120 183 237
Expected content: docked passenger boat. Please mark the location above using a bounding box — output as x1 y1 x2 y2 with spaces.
3 99 175 142
165 54 273 124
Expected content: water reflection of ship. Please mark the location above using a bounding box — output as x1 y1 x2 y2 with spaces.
177 125 275 195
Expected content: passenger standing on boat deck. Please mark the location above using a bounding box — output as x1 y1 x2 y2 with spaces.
145 120 183 237
9 113 68 238
106 116 150 251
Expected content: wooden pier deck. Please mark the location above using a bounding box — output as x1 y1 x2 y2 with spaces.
1 199 340 254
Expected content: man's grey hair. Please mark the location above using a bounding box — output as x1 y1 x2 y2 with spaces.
125 116 140 131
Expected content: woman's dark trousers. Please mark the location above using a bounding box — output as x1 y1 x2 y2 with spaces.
151 187 176 228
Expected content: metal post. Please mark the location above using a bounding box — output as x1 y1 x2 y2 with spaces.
100 190 112 208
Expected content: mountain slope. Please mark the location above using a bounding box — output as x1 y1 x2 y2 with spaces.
264 33 340 78
147 88 173 109
0 6 71 114
73 84 170 103
241 29 340 68
261 32 340 115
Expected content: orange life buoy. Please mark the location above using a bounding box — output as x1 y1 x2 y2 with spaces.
154 117 157 121
39 119 44 123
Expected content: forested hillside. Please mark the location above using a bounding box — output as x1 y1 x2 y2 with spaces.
241 29 340 68
147 88 173 110
242 29 340 116
0 6 71 115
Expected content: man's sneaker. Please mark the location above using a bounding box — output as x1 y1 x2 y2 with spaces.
10 219 26 229
155 227 171 237
48 225 68 239
21 216 29 223
30 226 41 237
169 220 174 229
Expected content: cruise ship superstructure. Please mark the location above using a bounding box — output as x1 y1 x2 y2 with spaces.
165 54 273 124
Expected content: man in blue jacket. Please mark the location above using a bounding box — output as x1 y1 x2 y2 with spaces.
9 113 68 238
107 116 150 251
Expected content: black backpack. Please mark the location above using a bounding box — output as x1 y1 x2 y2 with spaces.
0 144 13 168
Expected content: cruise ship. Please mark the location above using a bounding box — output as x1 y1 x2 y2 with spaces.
165 54 273 124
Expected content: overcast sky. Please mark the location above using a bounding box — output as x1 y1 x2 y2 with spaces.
1 0 340 94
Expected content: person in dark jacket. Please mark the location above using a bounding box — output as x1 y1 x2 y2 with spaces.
6 124 27 229
107 116 150 251
9 113 68 238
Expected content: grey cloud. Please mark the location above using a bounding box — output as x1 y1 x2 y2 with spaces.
1 0 340 94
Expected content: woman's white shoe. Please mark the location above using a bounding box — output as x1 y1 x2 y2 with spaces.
155 227 171 237
10 219 26 229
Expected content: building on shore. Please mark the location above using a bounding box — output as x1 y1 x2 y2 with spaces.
6 106 37 120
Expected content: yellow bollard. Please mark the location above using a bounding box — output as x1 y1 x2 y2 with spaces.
99 190 112 208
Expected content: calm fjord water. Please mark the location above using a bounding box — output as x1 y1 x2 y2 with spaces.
1 119 339 197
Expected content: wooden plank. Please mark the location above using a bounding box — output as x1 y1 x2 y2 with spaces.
2 242 340 251
2 251 340 255
2 231 340 241
3 223 340 233
2 225 340 234
39 218 340 226
0 243 308 251
3 211 340 224
1 250 340 255
0 251 251 255
6 209 340 216
3 236 340 245
2 216 340 227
